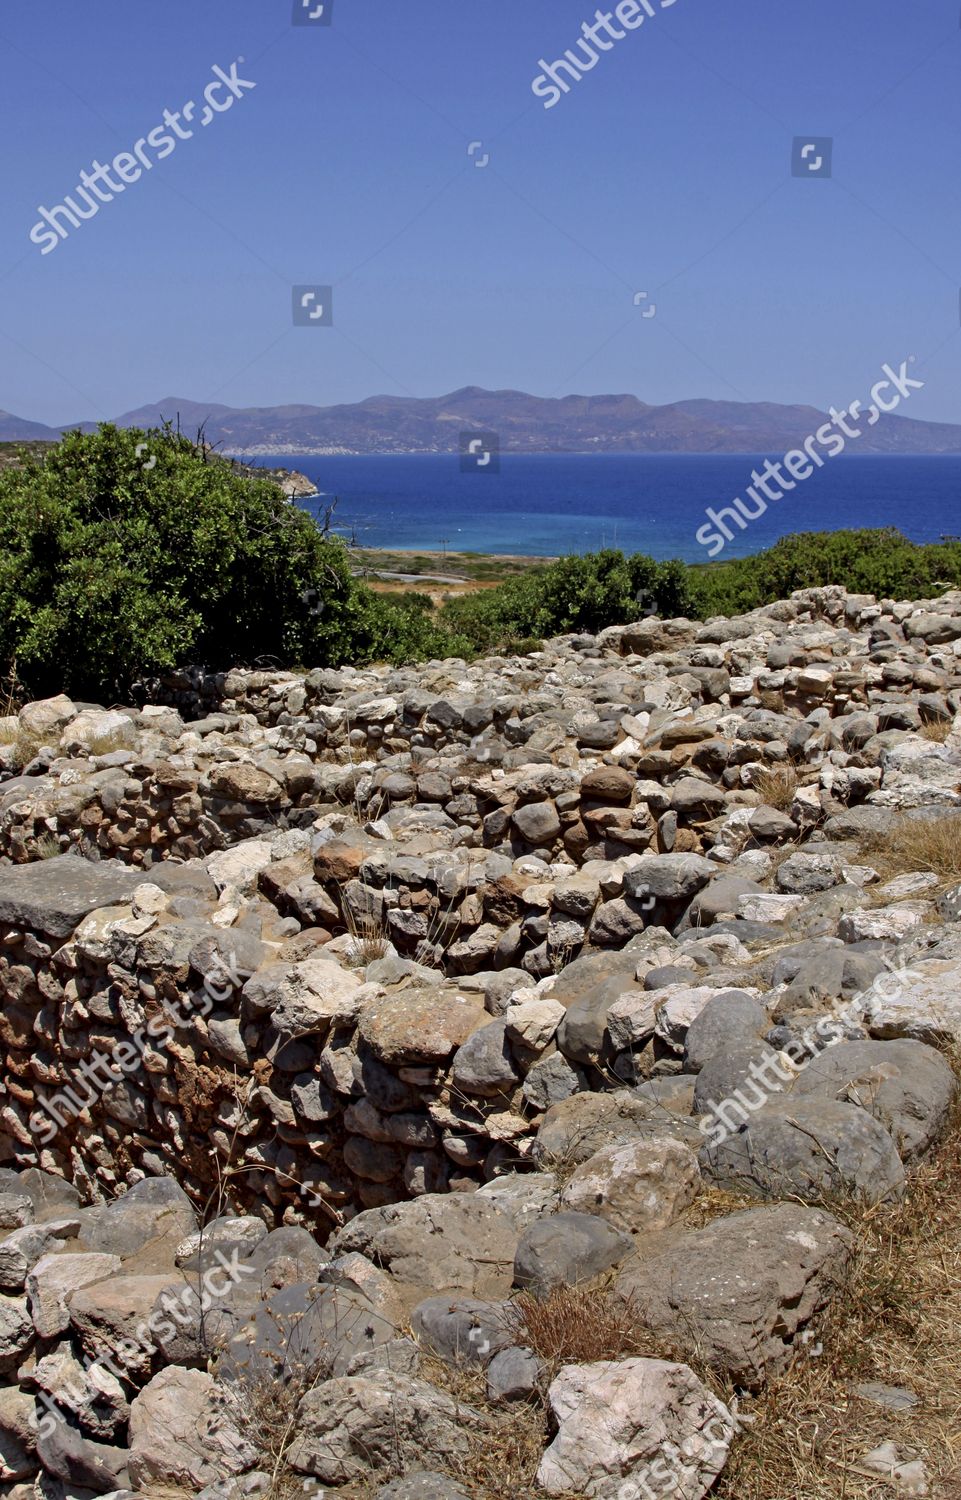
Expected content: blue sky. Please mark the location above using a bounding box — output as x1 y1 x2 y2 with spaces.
1 0 958 426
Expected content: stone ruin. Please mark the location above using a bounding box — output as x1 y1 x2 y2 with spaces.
0 583 959 1497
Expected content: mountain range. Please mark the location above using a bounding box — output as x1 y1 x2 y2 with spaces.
3 387 961 456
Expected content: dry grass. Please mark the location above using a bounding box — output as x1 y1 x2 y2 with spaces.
221 1357 332 1500
714 1086 961 1499
514 1285 645 1372
864 813 961 888
86 726 134 756
419 1354 551 1500
343 906 391 966
753 764 800 811
920 718 952 743
0 727 45 769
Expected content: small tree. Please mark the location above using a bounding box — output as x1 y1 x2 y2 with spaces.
0 425 359 699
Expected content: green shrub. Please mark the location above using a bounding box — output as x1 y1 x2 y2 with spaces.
439 549 698 652
686 528 961 618
0 425 374 698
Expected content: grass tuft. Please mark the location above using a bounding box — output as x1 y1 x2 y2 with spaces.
865 813 961 887
920 718 952 743
753 765 800 811
514 1284 649 1374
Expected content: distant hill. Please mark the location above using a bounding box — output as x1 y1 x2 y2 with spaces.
3 387 960 456
0 410 66 442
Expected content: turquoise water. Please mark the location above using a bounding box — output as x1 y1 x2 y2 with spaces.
248 453 961 562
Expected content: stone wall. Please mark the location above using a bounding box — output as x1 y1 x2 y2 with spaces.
2 583 961 1232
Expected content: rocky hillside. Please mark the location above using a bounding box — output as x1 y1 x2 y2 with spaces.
0 585 959 1497
5 387 961 454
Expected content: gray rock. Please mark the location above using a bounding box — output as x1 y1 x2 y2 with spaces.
861 962 961 1046
700 1097 906 1204
32 1347 129 1441
788 1039 956 1161
622 855 714 904
553 949 642 1064
522 1052 586 1111
0 1219 81 1291
669 777 727 820
560 1137 699 1234
206 1016 250 1066
775 851 842 895
0 856 141 939
749 806 797 841
68 1273 185 1378
0 1385 36 1481
538 1356 736 1500
681 874 764 930
36 1415 130 1495
588 896 651 946
451 1019 519 1097
513 1211 632 1293
683 991 769 1073
692 1040 789 1119
0 1194 33 1232
128 1367 256 1491
616 1204 852 1385
0 1293 34 1374
374 1476 472 1500
26 1253 122 1339
904 611 961 644
290 1073 339 1122
347 1336 422 1379
823 805 897 841
174 1215 268 1270
486 1345 543 1402
511 802 561 846
7 1170 81 1215
289 1371 474 1486
410 1296 517 1366
244 1225 331 1285
223 1280 397 1381
854 1382 919 1412
77 1176 197 1259
535 1088 700 1169
475 1173 561 1232
331 1194 519 1299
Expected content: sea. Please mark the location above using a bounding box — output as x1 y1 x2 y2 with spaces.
242 454 961 563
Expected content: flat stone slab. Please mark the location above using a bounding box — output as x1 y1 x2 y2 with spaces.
0 855 141 938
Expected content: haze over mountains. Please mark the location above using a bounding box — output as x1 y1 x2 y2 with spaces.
3 387 961 456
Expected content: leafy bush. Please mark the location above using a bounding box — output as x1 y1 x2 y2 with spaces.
0 425 364 698
0 425 459 698
439 549 698 651
686 528 961 618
